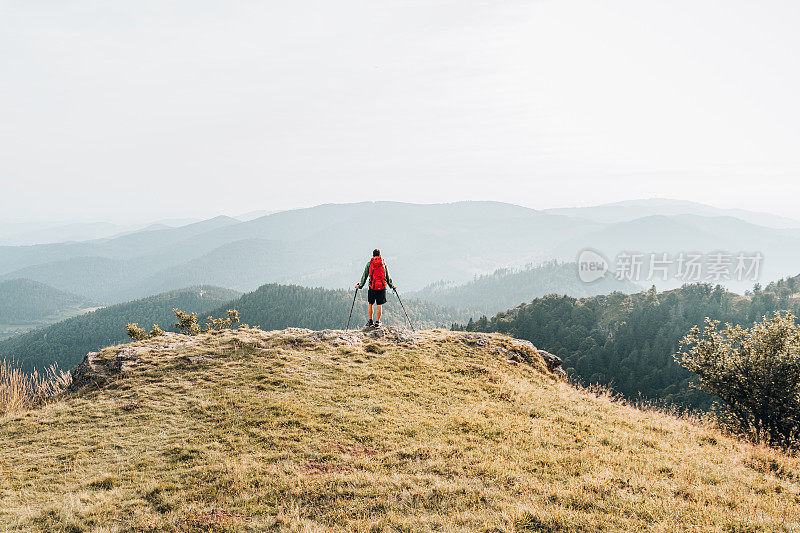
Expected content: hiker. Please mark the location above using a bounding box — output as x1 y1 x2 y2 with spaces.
355 249 396 328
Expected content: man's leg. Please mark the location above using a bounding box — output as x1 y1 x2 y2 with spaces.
368 303 374 320
376 304 382 322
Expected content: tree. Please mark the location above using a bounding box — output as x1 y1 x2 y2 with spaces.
676 312 800 449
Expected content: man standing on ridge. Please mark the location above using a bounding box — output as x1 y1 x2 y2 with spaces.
355 249 396 328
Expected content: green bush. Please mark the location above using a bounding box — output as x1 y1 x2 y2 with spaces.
126 323 164 341
676 312 800 449
203 310 239 332
173 309 200 336
125 323 148 341
173 308 239 336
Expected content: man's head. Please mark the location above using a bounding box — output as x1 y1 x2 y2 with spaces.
373 249 381 257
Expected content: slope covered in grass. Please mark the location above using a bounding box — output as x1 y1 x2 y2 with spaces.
1 327 799 531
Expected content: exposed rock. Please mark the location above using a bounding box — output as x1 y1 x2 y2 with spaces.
69 346 149 391
70 332 195 391
537 349 566 378
505 337 566 379
70 351 119 391
360 325 420 344
273 326 421 346
462 333 491 347
69 327 565 391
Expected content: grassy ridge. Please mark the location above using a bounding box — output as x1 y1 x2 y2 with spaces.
1 328 798 531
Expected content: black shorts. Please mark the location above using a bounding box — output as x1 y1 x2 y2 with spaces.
368 288 387 305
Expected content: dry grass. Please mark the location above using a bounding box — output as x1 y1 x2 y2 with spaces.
0 359 71 417
1 328 799 532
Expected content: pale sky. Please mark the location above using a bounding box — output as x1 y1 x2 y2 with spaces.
1 0 799 223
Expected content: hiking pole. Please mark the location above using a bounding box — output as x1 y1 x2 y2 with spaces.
346 287 359 330
392 287 414 332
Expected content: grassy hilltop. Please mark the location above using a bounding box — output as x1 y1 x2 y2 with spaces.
1 327 799 531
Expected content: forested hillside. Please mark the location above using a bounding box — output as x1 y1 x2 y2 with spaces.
409 261 639 316
0 279 99 339
208 283 470 332
0 286 240 372
0 279 97 323
458 275 800 410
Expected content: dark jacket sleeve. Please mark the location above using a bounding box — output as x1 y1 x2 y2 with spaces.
357 263 370 289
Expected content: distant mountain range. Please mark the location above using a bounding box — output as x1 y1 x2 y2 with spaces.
544 198 800 229
0 221 130 246
1 200 798 304
0 218 204 246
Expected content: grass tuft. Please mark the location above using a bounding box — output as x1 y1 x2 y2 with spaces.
0 358 71 416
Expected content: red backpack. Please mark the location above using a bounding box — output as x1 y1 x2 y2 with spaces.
369 256 387 290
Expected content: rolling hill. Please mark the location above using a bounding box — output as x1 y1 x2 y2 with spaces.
0 279 99 340
1 327 797 530
0 202 597 302
0 221 129 246
552 214 800 293
408 261 640 316
0 215 240 276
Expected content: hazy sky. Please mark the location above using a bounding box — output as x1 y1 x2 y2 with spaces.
1 1 799 223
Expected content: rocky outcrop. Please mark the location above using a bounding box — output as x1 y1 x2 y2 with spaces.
70 349 131 391
69 327 566 391
272 325 421 346
509 338 566 378
69 333 200 391
536 350 566 378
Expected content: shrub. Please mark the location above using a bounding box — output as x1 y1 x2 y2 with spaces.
173 309 200 336
125 323 149 341
203 310 240 332
173 308 239 335
676 312 800 449
126 323 164 340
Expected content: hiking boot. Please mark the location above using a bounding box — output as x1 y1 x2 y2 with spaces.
365 319 374 328
374 321 381 328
